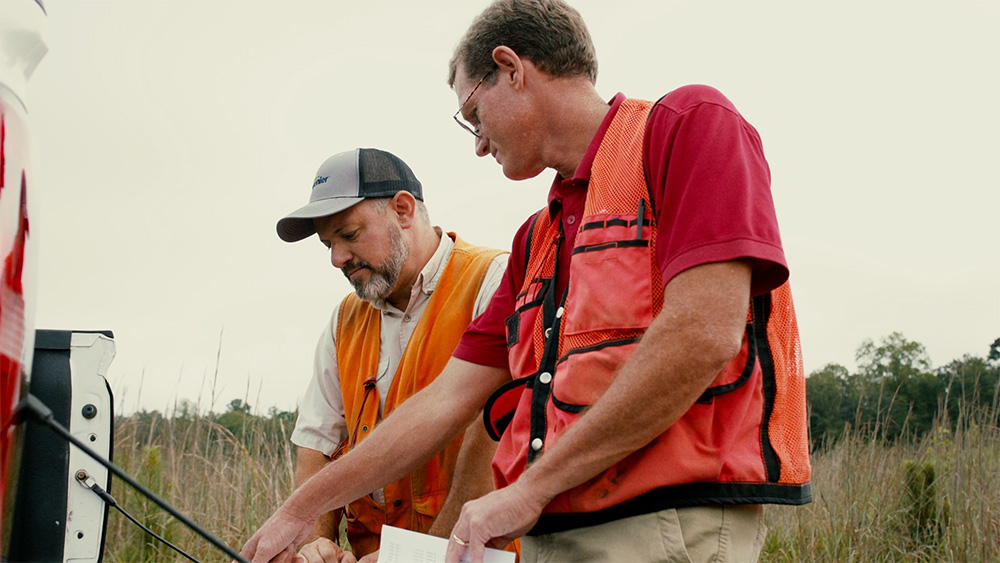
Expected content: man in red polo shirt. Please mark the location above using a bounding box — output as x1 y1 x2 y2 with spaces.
239 2 810 562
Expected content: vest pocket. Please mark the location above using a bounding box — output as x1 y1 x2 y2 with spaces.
506 279 547 377
551 339 638 410
506 279 547 348
564 214 654 336
506 307 539 375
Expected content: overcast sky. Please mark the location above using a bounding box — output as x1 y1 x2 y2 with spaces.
22 0 1000 415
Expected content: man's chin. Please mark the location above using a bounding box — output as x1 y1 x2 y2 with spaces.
353 279 393 305
501 162 546 181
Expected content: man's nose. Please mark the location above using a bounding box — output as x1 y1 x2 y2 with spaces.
475 134 490 157
330 244 352 269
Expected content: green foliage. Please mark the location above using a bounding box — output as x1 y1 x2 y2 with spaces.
852 332 939 438
227 398 252 414
806 363 851 448
901 460 949 545
855 332 932 382
807 333 999 448
938 354 1000 428
216 409 251 440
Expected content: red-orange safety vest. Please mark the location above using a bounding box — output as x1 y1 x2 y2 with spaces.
336 233 505 556
486 99 812 535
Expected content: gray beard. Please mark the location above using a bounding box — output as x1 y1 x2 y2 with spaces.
348 227 408 306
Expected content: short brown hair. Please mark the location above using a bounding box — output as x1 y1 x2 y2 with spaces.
448 0 598 87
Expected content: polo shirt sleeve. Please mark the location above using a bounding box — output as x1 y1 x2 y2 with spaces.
644 85 788 296
453 214 535 368
290 306 348 456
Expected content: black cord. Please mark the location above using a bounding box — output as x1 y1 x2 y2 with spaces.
76 471 199 563
14 394 251 563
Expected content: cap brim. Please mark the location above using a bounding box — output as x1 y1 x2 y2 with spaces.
275 197 365 242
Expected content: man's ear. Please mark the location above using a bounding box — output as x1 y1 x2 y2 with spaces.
492 46 525 90
390 191 417 229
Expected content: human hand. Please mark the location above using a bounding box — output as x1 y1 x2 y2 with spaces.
238 504 315 563
293 538 355 563
444 483 543 563
357 549 379 563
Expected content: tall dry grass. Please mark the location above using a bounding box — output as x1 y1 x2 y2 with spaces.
104 408 296 562
100 399 999 562
763 398 1000 561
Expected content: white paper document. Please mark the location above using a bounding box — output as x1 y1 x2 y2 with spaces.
378 525 515 563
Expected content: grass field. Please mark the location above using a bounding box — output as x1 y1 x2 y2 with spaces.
763 401 999 561
100 399 999 562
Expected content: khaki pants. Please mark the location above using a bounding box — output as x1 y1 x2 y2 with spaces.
520 505 766 563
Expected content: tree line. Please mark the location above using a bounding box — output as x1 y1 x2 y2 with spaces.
116 332 1000 453
806 332 1000 449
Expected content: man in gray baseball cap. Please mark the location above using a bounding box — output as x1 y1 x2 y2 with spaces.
277 148 511 562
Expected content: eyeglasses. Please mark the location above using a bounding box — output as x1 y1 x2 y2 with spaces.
452 69 494 138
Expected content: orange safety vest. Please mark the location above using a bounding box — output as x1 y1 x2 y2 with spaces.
487 98 812 535
335 233 505 556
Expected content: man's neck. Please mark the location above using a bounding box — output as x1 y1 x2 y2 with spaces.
538 78 610 179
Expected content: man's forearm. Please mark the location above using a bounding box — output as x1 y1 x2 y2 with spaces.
294 447 342 544
513 260 753 506
286 359 510 522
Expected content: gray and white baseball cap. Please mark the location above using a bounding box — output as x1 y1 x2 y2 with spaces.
276 148 423 243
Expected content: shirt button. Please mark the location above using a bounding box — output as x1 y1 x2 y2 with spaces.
362 425 369 432
531 438 543 451
566 215 576 225
393 498 403 507
544 327 552 339
403 315 412 322
556 307 565 318
539 372 552 384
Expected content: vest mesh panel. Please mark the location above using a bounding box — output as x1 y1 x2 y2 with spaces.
764 282 809 483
